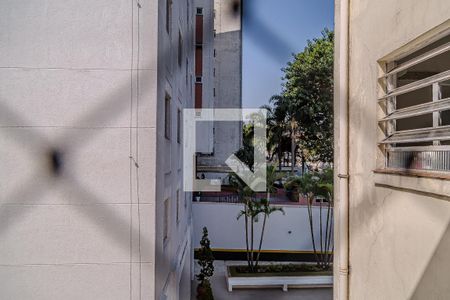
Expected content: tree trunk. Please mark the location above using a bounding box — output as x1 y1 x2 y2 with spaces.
319 199 324 267
278 149 282 171
301 151 306 176
244 203 250 269
255 214 267 269
290 129 295 175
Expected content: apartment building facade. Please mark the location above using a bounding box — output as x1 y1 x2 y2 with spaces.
334 1 450 299
0 0 228 299
196 0 242 179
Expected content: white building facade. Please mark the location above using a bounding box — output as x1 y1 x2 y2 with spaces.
196 0 242 178
0 0 233 299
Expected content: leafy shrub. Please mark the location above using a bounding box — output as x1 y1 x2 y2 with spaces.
196 227 214 300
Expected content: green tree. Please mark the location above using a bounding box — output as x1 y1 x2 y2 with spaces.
196 227 215 300
282 28 334 164
263 102 295 173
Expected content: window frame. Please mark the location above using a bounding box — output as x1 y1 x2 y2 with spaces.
165 93 171 140
178 29 183 68
377 35 450 174
176 190 180 225
166 0 172 35
177 108 182 144
163 198 170 244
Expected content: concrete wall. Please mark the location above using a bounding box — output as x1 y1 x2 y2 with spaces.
197 0 242 168
343 1 450 299
193 202 332 251
155 0 195 299
195 0 215 154
0 0 158 299
0 0 195 299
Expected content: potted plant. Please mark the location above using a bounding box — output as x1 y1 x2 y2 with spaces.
195 192 201 202
226 168 334 291
196 227 214 300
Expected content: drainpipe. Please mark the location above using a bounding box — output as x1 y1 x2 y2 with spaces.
334 0 350 299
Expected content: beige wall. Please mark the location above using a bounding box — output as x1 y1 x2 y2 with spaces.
344 1 450 299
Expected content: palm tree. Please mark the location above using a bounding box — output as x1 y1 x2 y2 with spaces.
269 95 298 174
297 169 334 270
230 166 285 272
229 173 254 269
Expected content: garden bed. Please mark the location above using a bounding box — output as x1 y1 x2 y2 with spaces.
226 264 332 292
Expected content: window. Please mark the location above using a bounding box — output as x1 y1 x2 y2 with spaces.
165 93 171 139
378 33 450 173
196 7 203 15
190 74 193 96
213 88 216 97
186 59 189 86
195 46 203 76
176 190 180 224
163 198 170 243
213 49 216 57
178 30 183 67
166 0 172 34
177 108 181 143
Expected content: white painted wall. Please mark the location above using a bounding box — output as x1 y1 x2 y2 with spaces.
193 202 332 251
0 0 195 299
338 1 450 299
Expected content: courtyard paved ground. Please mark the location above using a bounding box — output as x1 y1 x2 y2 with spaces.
191 260 332 300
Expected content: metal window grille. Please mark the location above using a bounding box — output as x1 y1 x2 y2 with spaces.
378 34 450 172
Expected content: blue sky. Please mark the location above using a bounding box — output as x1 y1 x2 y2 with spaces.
242 0 334 108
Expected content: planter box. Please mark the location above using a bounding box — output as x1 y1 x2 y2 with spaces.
226 265 332 292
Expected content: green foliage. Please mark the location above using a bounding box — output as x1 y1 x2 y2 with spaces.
234 123 255 171
233 263 332 275
265 164 284 196
196 227 214 286
285 167 333 198
271 29 334 164
287 29 334 162
228 165 285 272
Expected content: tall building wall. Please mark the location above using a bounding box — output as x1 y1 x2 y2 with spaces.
194 0 215 154
0 0 195 299
197 0 242 168
211 0 243 166
337 1 450 299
